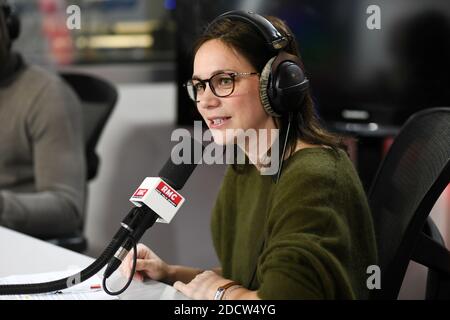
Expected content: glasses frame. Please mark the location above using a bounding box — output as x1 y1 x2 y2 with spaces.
183 72 259 101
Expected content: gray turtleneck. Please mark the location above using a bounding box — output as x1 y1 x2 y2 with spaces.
0 64 86 239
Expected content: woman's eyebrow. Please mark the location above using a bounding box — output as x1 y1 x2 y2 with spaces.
192 69 234 79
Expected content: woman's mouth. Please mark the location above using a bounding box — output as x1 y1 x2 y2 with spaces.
209 117 232 129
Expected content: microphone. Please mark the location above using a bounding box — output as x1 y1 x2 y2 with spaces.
103 137 204 279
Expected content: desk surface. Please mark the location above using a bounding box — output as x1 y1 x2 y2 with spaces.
0 226 187 300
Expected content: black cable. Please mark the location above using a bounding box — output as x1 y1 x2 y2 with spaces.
102 235 138 296
275 113 293 183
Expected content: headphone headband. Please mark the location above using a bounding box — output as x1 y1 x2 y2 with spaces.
206 10 309 119
208 10 289 51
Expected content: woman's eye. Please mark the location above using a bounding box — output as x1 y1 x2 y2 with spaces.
194 82 205 91
219 77 233 86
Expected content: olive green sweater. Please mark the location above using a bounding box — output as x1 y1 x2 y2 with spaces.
211 148 377 299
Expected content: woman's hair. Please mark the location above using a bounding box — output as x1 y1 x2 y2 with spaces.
193 15 347 169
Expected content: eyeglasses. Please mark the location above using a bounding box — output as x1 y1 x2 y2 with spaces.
184 72 259 102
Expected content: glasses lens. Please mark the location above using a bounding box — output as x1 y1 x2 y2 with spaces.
211 73 234 97
185 81 197 101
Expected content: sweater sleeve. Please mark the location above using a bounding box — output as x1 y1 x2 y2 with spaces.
256 159 355 300
0 75 86 238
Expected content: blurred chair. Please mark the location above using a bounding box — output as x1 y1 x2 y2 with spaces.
61 72 119 180
46 72 118 253
422 217 450 299
368 107 450 300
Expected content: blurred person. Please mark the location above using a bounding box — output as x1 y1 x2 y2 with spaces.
121 11 377 300
0 1 86 240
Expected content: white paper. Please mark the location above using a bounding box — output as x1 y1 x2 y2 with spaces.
0 268 118 300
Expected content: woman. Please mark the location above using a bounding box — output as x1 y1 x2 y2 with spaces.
121 11 377 300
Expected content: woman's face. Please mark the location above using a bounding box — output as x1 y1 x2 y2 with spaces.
193 39 276 145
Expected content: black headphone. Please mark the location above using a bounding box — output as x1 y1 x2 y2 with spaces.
1 0 20 42
207 10 309 117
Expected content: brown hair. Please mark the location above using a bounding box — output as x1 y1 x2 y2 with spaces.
193 15 347 169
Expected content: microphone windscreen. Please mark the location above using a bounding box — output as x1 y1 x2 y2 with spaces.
158 137 204 190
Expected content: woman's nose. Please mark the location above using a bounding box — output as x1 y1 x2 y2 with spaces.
197 85 220 109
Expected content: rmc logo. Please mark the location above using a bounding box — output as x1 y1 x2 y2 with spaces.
132 188 148 198
156 181 182 207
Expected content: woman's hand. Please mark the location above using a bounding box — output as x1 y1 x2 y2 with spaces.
120 243 170 283
173 270 231 300
173 270 258 300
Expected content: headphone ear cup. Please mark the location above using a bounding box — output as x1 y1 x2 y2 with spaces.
269 55 309 115
259 56 282 117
